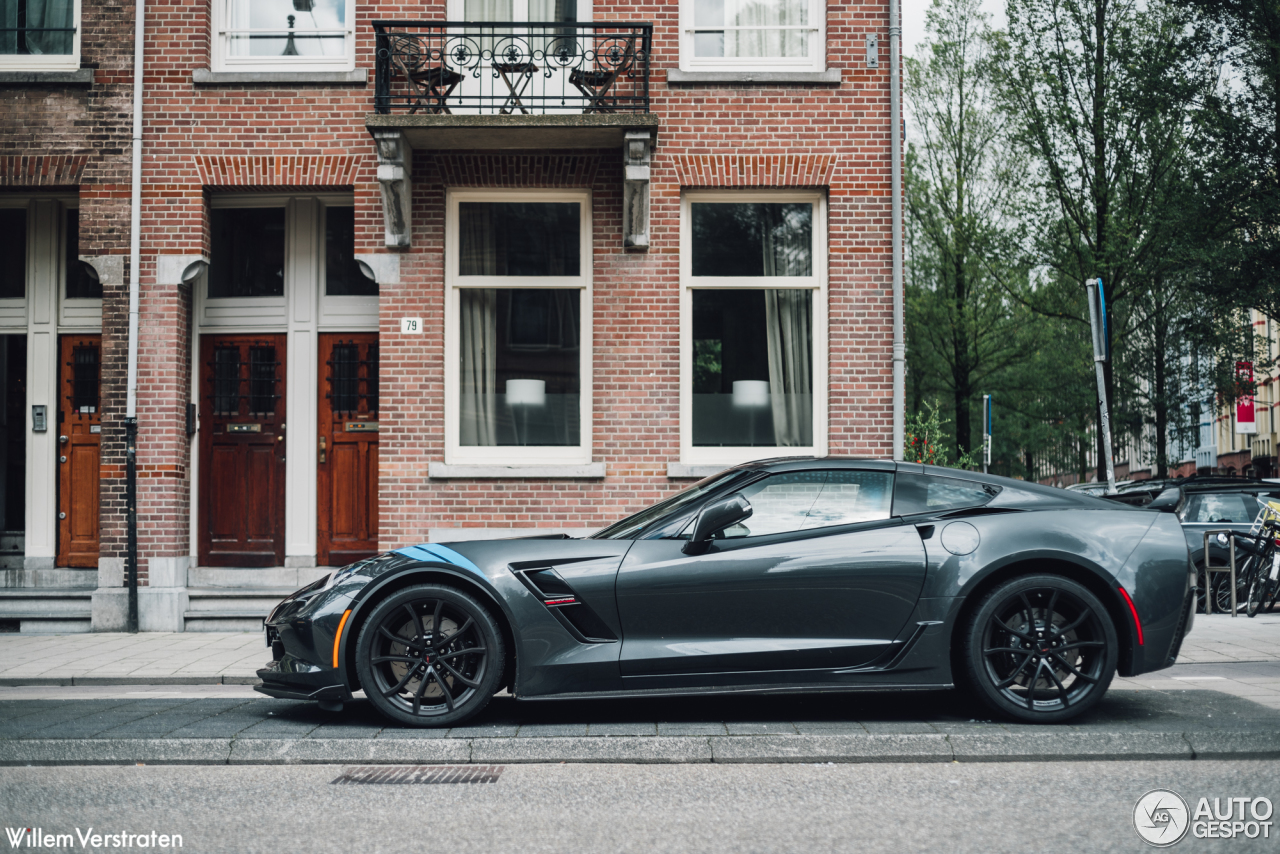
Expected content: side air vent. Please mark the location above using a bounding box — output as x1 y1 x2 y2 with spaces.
514 566 617 642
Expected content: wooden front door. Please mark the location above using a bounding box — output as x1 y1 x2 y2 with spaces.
317 333 378 566
198 335 287 567
57 335 100 568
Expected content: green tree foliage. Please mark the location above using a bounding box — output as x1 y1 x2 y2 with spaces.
905 0 1033 463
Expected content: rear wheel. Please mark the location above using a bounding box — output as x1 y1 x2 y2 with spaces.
963 575 1118 723
355 584 505 728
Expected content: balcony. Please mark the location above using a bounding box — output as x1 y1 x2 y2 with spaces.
370 21 656 149
367 21 657 249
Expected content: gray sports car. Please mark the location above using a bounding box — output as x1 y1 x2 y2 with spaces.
257 458 1196 726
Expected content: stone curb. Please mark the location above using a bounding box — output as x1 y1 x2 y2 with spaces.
2 732 1278 766
0 676 259 687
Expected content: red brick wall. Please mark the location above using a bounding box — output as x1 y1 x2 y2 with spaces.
17 0 895 567
0 1 137 572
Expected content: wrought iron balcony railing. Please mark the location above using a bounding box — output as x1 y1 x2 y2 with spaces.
373 21 652 116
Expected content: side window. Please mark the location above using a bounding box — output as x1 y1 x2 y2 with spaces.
893 473 997 516
721 470 893 539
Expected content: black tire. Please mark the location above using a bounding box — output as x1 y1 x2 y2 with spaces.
1247 569 1266 618
962 574 1118 724
355 584 505 728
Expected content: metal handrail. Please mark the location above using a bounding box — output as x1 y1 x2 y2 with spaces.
372 20 652 116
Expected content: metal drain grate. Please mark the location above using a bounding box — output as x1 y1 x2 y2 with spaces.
331 765 503 785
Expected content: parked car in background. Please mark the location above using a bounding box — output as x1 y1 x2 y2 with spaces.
1104 476 1280 611
1063 481 1133 497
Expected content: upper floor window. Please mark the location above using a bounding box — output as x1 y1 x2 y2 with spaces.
680 0 823 72
450 0 581 22
0 0 80 71
212 0 355 73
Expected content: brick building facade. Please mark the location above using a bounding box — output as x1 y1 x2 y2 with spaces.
0 0 898 631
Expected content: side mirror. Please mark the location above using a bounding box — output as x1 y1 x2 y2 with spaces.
1147 487 1182 513
683 494 753 554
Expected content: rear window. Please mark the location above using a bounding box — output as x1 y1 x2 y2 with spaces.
894 473 998 516
1180 493 1275 525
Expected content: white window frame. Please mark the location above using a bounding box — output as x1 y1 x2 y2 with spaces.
680 190 828 467
444 188 593 467
211 0 356 74
678 0 824 73
0 0 81 72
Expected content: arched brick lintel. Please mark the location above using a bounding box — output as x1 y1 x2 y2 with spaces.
0 155 89 186
194 155 359 189
672 154 837 188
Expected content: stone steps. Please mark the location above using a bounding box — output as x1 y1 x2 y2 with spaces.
183 587 297 633
0 588 94 633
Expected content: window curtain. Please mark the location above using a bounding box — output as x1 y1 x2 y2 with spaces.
728 0 806 59
227 0 251 57
764 289 812 446
760 205 811 277
460 288 497 446
21 0 75 55
459 204 498 276
1 1 16 54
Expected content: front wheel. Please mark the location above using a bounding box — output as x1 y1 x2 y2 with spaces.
355 584 506 728
962 575 1118 724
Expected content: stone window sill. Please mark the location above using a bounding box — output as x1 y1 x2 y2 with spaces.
666 69 841 85
193 68 367 86
0 68 93 85
666 463 728 479
429 462 606 479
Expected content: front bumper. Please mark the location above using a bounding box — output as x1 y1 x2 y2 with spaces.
257 577 358 703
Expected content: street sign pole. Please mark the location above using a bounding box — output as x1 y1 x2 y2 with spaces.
982 394 991 474
1085 278 1117 494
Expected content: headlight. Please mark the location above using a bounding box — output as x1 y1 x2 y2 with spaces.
321 558 371 591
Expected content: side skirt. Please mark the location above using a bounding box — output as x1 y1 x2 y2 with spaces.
515 682 953 702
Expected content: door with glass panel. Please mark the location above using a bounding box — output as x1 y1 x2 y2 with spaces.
317 333 378 567
686 198 820 458
198 335 287 567
56 335 100 568
450 197 588 464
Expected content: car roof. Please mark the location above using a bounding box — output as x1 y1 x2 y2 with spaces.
732 456 1107 508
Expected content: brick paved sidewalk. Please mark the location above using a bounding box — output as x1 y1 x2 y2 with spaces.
0 611 1276 686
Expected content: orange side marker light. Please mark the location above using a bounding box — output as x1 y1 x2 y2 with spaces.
333 609 353 668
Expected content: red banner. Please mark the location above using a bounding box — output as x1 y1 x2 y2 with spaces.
1237 361 1257 434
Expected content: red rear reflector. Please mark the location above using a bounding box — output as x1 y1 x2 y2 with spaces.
1118 587 1143 645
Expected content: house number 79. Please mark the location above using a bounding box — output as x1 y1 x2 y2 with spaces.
400 317 422 334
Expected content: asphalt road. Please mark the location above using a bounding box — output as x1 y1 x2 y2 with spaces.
3 760 1277 853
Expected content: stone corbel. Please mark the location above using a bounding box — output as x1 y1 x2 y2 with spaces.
155 254 210 286
374 130 413 248
78 254 125 288
353 253 401 285
623 130 653 251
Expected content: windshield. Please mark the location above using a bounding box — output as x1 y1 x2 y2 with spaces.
590 469 751 540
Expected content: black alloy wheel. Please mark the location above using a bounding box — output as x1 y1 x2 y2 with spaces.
963 575 1118 723
355 584 505 727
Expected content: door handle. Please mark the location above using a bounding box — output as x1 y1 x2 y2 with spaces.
318 435 326 464
59 455 67 464
58 435 68 445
